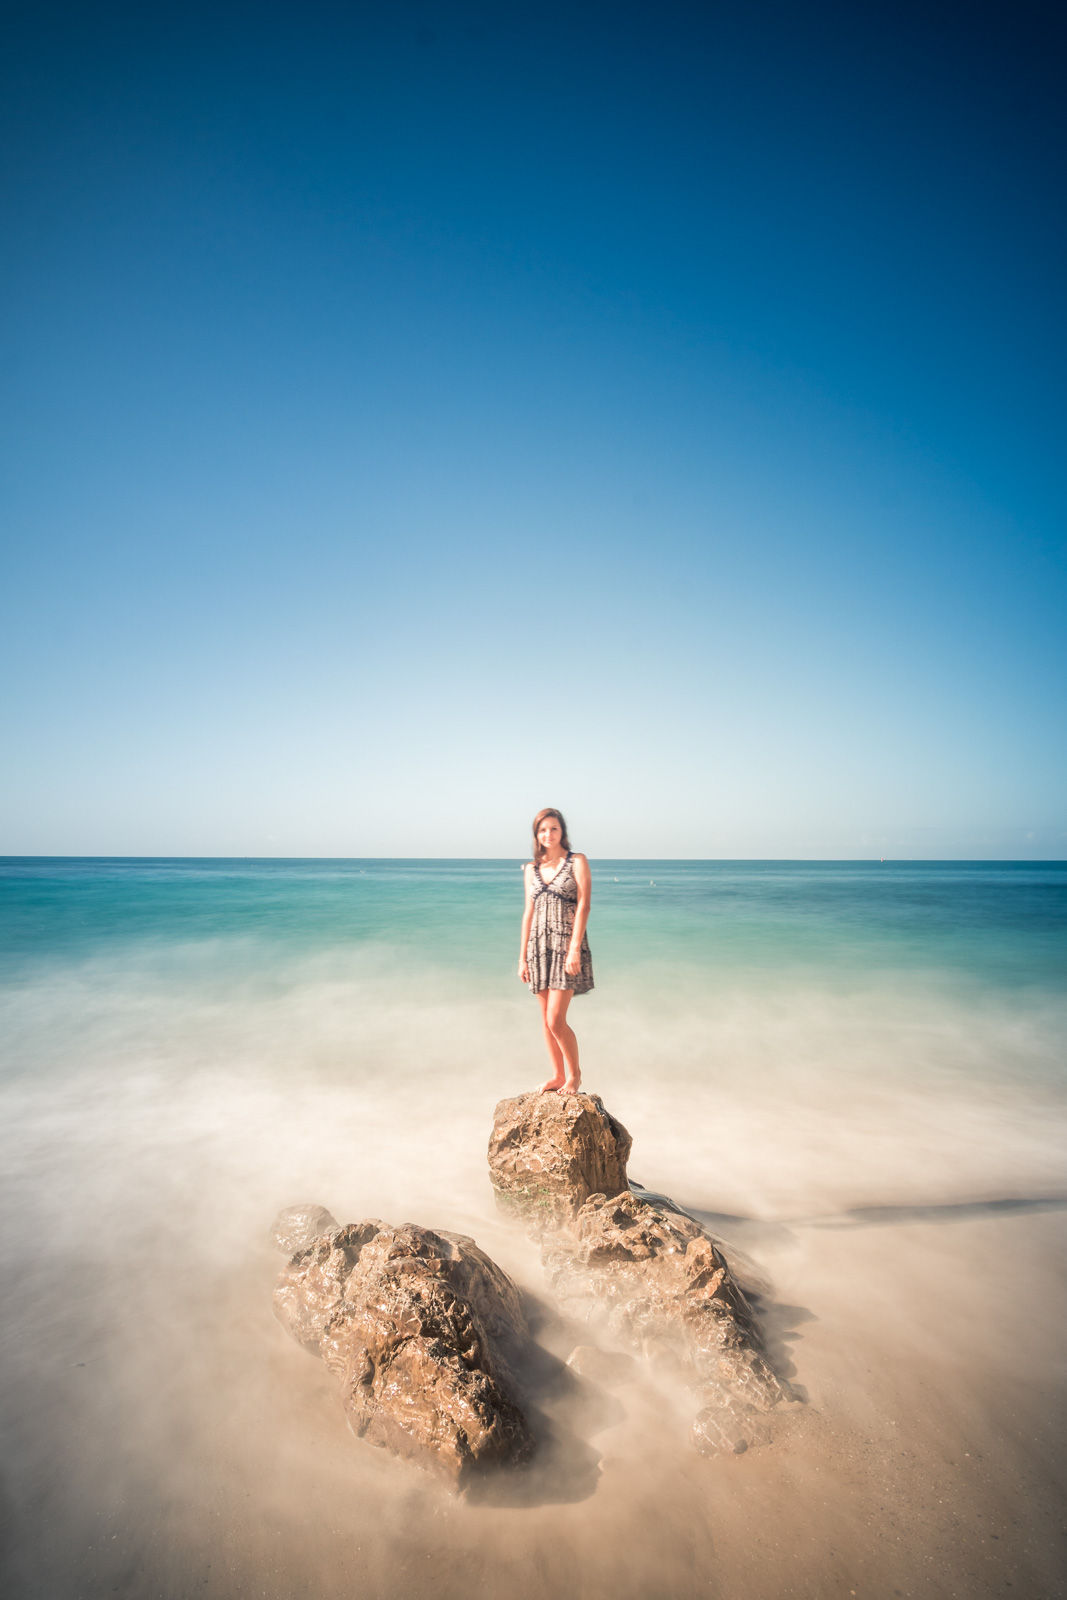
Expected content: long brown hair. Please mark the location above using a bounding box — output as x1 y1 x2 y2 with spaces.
531 807 571 863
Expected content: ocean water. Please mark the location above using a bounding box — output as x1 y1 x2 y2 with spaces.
2 858 1066 1599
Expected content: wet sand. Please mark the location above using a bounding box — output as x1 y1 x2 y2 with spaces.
2 931 1066 1600
3 1127 1064 1600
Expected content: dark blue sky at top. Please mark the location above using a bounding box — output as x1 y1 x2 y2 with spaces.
1 1 1064 855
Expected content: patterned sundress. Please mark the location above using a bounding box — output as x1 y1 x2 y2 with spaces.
526 851 594 995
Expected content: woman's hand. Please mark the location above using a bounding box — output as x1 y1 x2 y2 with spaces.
564 947 582 977
518 959 530 983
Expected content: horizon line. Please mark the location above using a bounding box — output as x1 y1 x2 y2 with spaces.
2 855 1064 866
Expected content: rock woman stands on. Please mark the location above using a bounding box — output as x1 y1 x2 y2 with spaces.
518 807 594 1096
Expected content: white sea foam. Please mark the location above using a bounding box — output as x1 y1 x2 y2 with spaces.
2 927 1065 1599
3 940 1063 1232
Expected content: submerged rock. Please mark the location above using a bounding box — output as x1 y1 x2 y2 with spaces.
542 1189 787 1416
566 1345 639 1387
692 1404 776 1456
274 1217 534 1489
268 1203 339 1256
488 1094 793 1453
487 1091 633 1228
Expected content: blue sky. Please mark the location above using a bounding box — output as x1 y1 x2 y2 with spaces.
2 0 1064 857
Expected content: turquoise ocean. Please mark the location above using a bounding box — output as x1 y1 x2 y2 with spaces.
4 857 1065 1213
2 857 1066 1599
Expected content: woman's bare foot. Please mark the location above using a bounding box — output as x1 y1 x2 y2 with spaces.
538 1075 565 1094
557 1075 582 1096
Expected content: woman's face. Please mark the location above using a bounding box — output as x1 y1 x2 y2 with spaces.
537 817 562 853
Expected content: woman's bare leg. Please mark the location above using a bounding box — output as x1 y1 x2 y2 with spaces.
545 989 581 1095
536 989 567 1092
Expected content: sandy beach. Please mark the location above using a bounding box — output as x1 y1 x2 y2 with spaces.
4 0 1063 1584
3 1082 1064 1600
2 860 1064 1599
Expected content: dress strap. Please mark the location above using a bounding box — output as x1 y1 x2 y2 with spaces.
532 852 572 899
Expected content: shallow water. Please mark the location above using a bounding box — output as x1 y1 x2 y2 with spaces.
1 859 1065 1598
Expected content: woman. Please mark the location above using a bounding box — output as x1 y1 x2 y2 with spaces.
518 807 593 1095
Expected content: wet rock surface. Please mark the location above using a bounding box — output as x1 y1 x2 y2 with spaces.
543 1189 788 1415
268 1203 339 1256
487 1091 633 1228
274 1218 534 1489
692 1402 772 1455
489 1093 795 1454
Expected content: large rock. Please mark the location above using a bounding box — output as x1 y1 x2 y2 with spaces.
542 1189 789 1427
274 1218 534 1489
486 1094 793 1453
487 1092 632 1228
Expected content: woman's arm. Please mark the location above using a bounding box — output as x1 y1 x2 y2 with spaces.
564 854 591 975
517 863 535 983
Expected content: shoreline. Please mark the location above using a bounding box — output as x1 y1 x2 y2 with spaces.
3 1180 1064 1599
2 857 1064 1597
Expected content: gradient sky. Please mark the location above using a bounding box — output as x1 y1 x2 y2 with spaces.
2 0 1064 857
